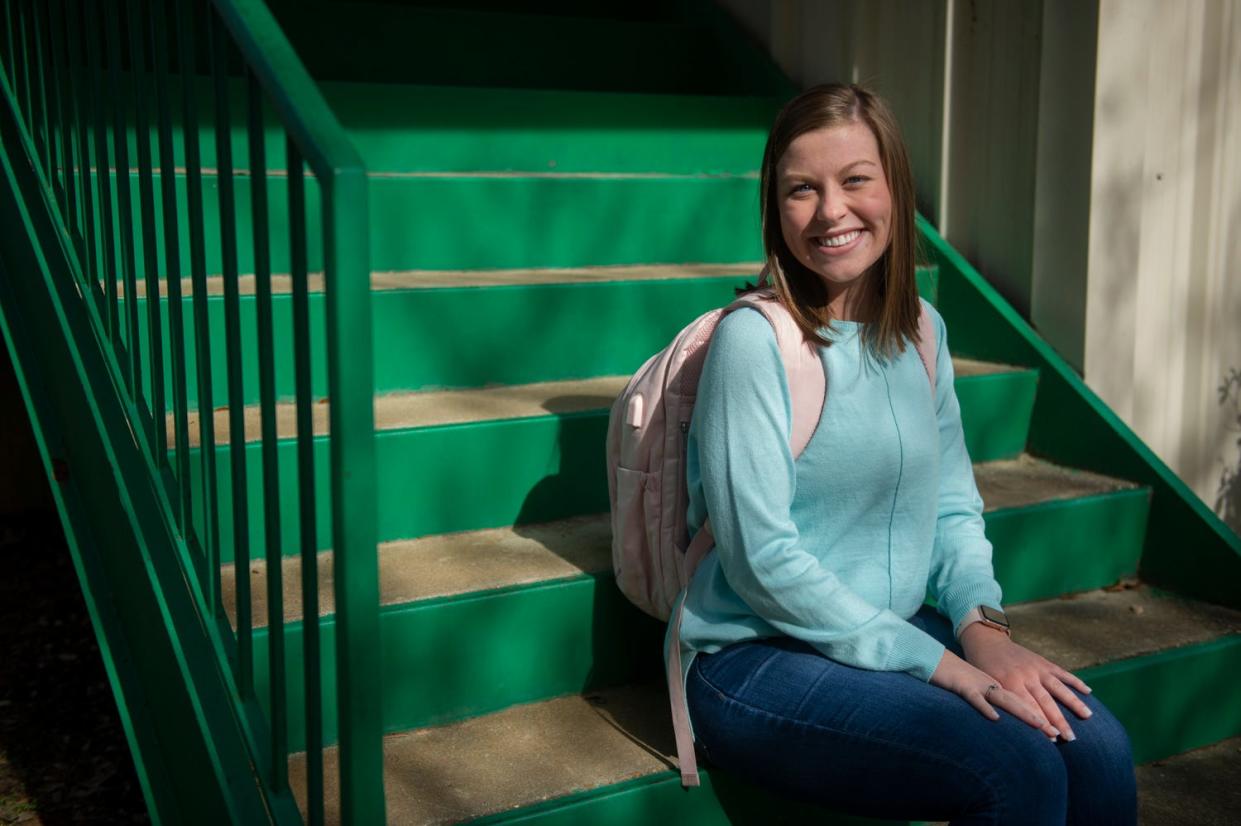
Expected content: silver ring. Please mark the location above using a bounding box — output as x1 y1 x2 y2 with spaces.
984 683 999 700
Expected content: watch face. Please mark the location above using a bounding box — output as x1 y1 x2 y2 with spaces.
979 605 1010 627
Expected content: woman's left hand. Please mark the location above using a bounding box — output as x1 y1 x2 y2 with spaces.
960 624 1094 742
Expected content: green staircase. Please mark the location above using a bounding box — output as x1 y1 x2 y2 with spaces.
3 1 1240 823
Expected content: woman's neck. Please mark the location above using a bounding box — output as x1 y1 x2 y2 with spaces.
825 280 872 323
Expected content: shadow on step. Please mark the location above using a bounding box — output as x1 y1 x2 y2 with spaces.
512 395 664 691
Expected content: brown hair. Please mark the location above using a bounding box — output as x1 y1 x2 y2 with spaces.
757 83 921 356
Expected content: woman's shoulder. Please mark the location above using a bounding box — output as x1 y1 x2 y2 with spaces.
702 306 785 389
717 304 779 342
708 305 781 361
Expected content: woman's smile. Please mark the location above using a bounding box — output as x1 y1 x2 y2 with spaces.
811 228 865 253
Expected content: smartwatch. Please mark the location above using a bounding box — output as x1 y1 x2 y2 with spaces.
955 605 1011 639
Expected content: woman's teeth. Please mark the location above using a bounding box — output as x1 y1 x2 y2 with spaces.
816 230 861 248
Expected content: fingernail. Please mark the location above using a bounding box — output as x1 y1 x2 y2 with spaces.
1064 730 1077 742
1083 708 1093 718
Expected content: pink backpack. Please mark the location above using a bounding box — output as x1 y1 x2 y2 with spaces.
605 288 937 787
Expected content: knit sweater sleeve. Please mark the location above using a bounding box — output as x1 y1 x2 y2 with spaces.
923 302 1005 632
694 308 946 681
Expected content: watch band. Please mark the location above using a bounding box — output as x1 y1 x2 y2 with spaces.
955 605 1011 638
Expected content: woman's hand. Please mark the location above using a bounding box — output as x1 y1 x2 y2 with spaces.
959 624 1094 741
930 648 1060 739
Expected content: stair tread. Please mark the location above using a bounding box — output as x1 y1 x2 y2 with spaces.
225 456 1139 626
952 357 1030 378
130 262 762 299
289 684 673 826
1009 584 1241 671
1136 735 1241 825
290 587 1241 825
225 515 611 626
972 454 1138 511
181 356 1017 447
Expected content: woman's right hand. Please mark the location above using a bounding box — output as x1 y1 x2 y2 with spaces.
930 649 1061 740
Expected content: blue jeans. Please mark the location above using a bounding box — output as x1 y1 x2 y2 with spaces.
687 605 1137 825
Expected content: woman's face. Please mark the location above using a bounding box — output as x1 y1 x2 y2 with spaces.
776 121 892 295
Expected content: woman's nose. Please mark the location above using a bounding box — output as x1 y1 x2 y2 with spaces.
816 185 848 224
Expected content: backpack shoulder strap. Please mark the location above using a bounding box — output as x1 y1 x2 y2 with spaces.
725 291 825 459
914 300 938 391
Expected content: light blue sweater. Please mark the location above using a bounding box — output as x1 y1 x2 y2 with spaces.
670 300 1003 695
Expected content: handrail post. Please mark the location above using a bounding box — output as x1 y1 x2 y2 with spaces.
324 163 384 825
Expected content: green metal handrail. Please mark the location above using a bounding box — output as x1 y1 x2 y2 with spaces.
0 1 383 822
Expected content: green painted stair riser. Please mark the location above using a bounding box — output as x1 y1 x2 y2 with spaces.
270 5 730 94
135 269 937 408
988 489 1149 603
252 573 665 753
189 366 1035 562
119 82 779 176
92 170 765 278
140 276 752 409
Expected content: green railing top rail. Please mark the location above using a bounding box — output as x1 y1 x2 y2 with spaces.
211 0 364 180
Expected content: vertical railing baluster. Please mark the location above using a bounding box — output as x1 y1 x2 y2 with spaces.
176 0 221 609
289 138 323 826
251 69 290 783
30 0 53 184
105 0 141 403
47 0 77 256
249 70 286 792
129 0 164 460
85 0 120 346
14 0 31 134
68 3 101 303
152 0 192 533
3 1 15 90
210 8 252 697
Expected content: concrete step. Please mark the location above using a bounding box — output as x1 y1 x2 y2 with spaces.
287 586 1241 825
1136 736 1241 825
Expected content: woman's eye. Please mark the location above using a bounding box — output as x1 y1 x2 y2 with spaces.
845 175 870 186
789 183 813 195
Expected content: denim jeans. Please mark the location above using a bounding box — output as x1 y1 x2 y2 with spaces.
687 605 1137 825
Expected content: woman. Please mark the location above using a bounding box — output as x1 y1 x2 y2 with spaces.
674 84 1137 824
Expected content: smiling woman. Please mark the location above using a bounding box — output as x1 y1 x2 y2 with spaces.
777 123 892 301
756 83 920 357
673 84 1139 825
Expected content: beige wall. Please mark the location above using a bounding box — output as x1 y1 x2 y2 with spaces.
1085 0 1241 533
718 0 1241 533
